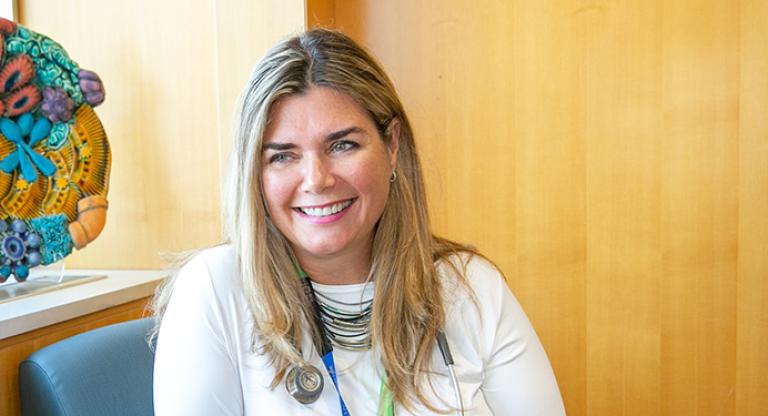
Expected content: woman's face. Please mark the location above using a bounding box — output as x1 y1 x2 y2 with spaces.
261 86 399 269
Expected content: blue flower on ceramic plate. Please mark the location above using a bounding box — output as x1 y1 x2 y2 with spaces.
0 113 55 182
0 219 42 282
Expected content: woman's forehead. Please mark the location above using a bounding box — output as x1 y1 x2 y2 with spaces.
263 87 376 144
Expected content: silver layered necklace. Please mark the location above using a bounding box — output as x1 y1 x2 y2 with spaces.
313 288 373 351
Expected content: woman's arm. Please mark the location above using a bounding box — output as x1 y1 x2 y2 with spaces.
472 259 567 415
153 256 244 416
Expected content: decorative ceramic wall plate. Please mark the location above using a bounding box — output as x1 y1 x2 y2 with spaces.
0 18 110 282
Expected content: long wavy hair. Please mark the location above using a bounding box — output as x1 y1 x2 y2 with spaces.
153 28 475 412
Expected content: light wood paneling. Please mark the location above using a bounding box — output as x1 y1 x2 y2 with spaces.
319 1 768 415
20 0 222 267
737 1 768 415
508 3 588 413
307 0 336 29
659 2 739 415
581 3 662 415
0 298 150 416
19 0 305 268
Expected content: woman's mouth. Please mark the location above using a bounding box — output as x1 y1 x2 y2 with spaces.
295 199 355 218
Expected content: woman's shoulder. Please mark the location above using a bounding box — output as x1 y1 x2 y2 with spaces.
163 244 249 338
178 243 234 271
435 251 510 312
437 251 506 289
174 244 239 298
186 243 235 270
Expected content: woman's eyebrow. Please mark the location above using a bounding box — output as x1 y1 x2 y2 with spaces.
262 142 295 151
325 126 363 142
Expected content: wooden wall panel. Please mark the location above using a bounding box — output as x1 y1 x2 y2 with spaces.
306 0 336 29
660 2 739 415
581 3 662 415
19 0 305 268
510 3 587 414
20 0 222 268
320 1 768 415
737 1 768 415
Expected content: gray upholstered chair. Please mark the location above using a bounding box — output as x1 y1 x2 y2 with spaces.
18 318 155 416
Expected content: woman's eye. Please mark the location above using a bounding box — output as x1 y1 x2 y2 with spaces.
268 153 293 164
331 140 357 153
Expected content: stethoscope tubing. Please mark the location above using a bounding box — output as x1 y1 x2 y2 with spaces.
437 331 465 416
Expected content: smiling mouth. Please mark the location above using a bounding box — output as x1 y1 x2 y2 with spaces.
294 199 355 217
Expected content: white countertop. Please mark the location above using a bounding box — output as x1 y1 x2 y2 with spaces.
0 269 167 340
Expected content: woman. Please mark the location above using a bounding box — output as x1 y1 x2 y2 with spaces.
152 29 565 415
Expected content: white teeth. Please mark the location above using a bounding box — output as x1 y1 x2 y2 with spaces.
299 200 352 217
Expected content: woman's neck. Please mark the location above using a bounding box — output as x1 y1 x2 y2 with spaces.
294 247 371 285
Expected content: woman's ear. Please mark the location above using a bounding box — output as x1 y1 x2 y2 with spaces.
387 118 401 168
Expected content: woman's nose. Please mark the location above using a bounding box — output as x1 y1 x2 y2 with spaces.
300 155 335 194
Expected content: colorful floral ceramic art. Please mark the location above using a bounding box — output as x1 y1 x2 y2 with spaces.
0 18 110 282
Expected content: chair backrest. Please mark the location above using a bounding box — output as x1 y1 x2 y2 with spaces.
18 318 156 416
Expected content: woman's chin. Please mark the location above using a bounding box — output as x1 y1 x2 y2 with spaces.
290 233 369 263
293 241 349 259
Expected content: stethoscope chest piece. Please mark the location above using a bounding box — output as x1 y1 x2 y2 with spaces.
285 364 324 404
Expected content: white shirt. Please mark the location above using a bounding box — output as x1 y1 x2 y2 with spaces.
153 245 565 415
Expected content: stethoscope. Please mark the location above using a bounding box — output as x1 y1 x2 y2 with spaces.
285 278 465 416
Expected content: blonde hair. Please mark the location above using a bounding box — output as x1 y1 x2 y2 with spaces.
153 29 475 412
